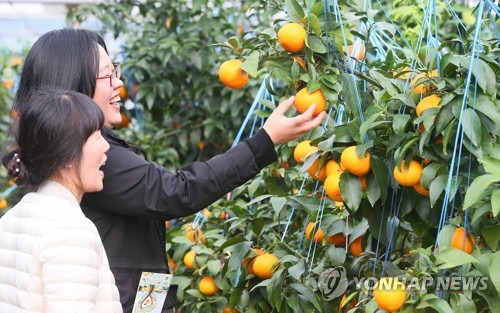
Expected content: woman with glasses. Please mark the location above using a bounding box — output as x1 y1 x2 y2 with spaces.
0 88 121 312
5 28 326 313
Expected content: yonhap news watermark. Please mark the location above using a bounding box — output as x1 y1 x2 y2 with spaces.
318 266 488 300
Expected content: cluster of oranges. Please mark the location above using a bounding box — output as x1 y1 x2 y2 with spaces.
294 142 370 202
218 22 328 118
242 249 279 279
304 221 365 257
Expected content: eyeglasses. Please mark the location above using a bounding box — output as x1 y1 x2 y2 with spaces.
96 63 121 87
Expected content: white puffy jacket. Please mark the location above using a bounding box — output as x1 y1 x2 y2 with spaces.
0 180 123 313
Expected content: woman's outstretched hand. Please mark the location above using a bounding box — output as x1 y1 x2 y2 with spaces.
263 96 327 146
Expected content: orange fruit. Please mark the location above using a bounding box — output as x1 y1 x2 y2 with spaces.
307 158 327 181
292 56 308 72
410 70 438 94
343 42 366 61
305 221 324 243
339 294 357 311
218 59 248 89
186 227 206 244
373 277 406 312
451 227 475 254
278 23 306 53
116 112 130 129
183 250 197 269
416 94 441 117
393 160 423 187
2 80 14 89
350 236 364 257
168 256 177 271
202 208 212 218
294 88 326 116
325 159 343 177
327 233 346 246
165 220 171 229
118 85 127 99
0 198 7 209
252 253 279 279
340 146 371 176
242 248 265 274
393 66 411 79
12 57 23 66
223 308 238 313
413 183 429 196
199 276 219 296
293 140 318 163
324 171 343 202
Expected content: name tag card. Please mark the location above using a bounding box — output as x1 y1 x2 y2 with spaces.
132 272 173 313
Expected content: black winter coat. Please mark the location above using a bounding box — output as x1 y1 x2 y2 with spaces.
81 128 277 313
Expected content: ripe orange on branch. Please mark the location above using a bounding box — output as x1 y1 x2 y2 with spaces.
416 94 441 116
294 88 326 116
242 248 265 274
307 158 327 181
183 250 197 270
293 140 318 163
199 276 219 296
324 171 343 202
350 236 364 257
218 59 248 89
305 221 325 243
252 253 279 279
451 227 475 254
340 146 371 176
393 160 423 187
278 23 306 53
410 70 438 94
373 277 406 312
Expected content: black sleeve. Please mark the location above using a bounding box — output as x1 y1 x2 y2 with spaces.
82 129 277 220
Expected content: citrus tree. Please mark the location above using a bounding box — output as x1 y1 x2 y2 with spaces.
165 0 499 312
68 0 499 312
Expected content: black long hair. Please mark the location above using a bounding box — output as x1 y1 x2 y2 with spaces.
6 88 104 188
14 28 107 115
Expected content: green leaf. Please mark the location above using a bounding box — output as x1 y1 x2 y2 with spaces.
227 242 252 273
416 293 454 313
270 197 287 215
284 0 305 22
340 172 362 212
240 50 260 78
289 283 322 311
306 34 327 53
218 237 248 250
301 14 322 35
306 80 321 93
421 163 442 189
288 259 305 280
463 174 500 210
359 112 382 140
451 294 476 313
207 260 222 276
436 247 479 269
371 155 389 202
481 225 500 251
492 189 500 217
462 108 482 147
479 157 500 176
393 114 411 135
429 175 448 208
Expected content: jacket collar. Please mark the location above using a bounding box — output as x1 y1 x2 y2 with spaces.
37 180 80 206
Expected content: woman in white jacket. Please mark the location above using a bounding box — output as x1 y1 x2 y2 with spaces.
0 88 122 313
